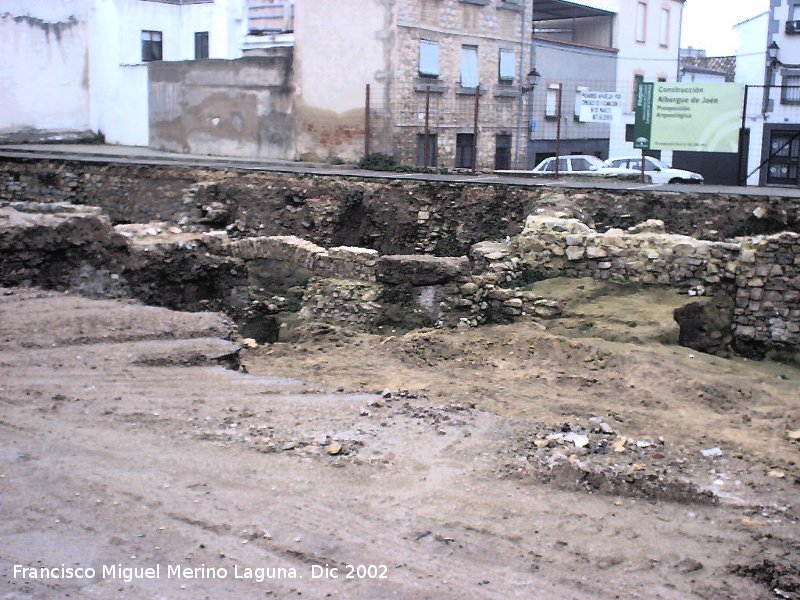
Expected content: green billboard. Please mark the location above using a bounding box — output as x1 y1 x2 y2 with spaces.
633 82 744 153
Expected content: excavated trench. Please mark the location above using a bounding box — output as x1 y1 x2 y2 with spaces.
1 158 799 357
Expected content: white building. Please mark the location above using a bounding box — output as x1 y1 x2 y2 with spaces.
733 12 769 185
732 4 800 187
605 0 685 159
0 0 247 146
755 1 800 186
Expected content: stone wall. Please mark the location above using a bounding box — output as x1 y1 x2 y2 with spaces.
734 232 800 348
231 235 379 282
300 279 384 330
390 0 532 169
3 195 798 351
514 216 740 293
501 215 800 351
228 232 563 330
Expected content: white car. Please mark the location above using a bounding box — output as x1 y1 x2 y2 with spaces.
531 155 605 175
596 156 704 184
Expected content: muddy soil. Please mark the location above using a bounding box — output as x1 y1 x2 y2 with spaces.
1 286 799 599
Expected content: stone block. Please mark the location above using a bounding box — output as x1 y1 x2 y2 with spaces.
565 246 585 261
377 254 469 285
565 234 584 246
586 246 608 259
740 249 756 264
628 219 666 235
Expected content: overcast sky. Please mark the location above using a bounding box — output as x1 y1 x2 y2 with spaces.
680 0 770 56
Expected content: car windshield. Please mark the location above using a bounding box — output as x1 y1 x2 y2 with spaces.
646 157 670 169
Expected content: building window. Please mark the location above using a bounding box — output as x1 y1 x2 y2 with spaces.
499 49 515 83
632 74 644 110
782 74 800 103
195 32 209 59
142 30 163 62
461 45 479 88
545 84 560 118
659 8 669 47
573 86 588 119
419 40 440 78
791 0 800 21
455 133 475 169
635 2 647 43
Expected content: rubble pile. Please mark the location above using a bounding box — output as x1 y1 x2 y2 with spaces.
502 417 717 503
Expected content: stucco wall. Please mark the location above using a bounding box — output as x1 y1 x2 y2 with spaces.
0 0 91 136
1 0 246 146
293 0 390 162
149 55 295 159
90 0 243 146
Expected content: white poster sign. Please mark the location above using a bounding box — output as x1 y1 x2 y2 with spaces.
578 91 623 123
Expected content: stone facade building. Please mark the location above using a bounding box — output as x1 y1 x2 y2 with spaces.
292 0 534 169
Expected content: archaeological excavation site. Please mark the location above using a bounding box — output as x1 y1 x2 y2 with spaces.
2 154 800 599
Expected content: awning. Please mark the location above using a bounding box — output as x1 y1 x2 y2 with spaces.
532 0 614 21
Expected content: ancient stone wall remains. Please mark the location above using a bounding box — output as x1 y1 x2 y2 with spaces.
231 235 379 282
300 279 384 329
501 216 800 350
734 232 800 348
513 216 740 293
1 159 798 350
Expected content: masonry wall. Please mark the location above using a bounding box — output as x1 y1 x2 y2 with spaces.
735 232 800 348
3 184 798 350
391 0 533 169
508 216 800 350
514 216 740 292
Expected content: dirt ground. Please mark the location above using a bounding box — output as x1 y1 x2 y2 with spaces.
1 284 799 599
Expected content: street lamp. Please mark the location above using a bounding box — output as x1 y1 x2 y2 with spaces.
521 68 541 93
768 41 780 67
514 68 541 170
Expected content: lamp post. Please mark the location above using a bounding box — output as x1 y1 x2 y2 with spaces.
764 41 780 116
514 68 540 169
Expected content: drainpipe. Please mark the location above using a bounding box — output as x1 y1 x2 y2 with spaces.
514 0 528 169
675 1 684 80
526 1 537 170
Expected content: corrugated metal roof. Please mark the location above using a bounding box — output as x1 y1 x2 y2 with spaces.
533 0 614 21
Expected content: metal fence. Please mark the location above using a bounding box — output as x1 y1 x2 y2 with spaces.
739 84 800 186
355 80 800 186
361 78 654 172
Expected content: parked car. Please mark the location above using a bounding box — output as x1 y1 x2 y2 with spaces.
531 155 604 175
596 156 704 184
